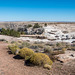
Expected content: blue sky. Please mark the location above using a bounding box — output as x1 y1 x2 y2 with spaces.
0 0 75 22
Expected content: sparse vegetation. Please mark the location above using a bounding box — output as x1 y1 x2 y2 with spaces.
21 42 31 48
8 41 53 69
0 28 20 37
7 40 75 70
33 23 40 28
1 41 75 75
44 23 47 26
56 42 61 47
44 46 52 53
27 24 32 28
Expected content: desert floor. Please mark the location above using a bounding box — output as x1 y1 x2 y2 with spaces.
0 42 75 75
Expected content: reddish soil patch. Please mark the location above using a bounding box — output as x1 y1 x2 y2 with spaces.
0 42 75 75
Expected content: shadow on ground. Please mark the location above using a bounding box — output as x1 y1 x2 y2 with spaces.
24 59 35 67
13 55 23 60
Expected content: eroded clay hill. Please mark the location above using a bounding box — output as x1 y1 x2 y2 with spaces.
0 22 75 32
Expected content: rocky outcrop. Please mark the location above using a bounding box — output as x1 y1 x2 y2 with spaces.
29 28 44 35
56 51 75 63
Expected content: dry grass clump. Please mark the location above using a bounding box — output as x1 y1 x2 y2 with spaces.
21 42 31 48
29 44 39 49
55 42 67 48
30 43 45 49
36 44 45 48
62 48 66 51
56 42 62 47
11 41 22 47
10 41 31 49
44 46 52 53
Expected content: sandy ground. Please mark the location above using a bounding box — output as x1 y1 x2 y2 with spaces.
0 35 17 42
0 42 75 75
0 35 49 42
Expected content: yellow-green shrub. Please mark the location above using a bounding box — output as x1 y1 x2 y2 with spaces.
30 53 53 66
19 48 34 60
8 45 19 55
8 45 12 50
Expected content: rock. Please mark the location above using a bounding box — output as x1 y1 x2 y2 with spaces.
55 51 75 63
28 28 44 35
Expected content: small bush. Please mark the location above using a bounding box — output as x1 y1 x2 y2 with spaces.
44 23 47 27
19 48 34 60
29 44 39 49
21 42 31 48
56 43 61 47
10 42 21 48
8 45 12 50
11 41 16 44
44 46 52 53
27 24 32 28
33 23 40 28
8 45 19 55
1 28 20 37
30 44 45 49
37 44 44 48
62 48 66 52
30 53 53 66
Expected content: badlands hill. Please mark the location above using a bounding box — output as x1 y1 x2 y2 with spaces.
0 21 75 32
